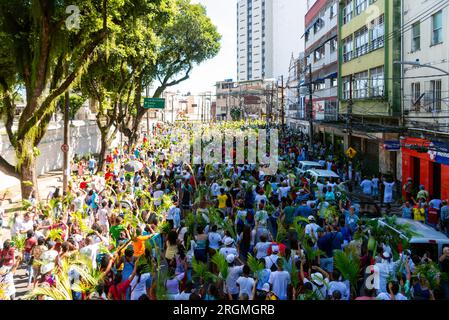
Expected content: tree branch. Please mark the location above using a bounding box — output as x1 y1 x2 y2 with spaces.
0 155 19 178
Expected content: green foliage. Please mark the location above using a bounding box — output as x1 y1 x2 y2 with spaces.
11 234 26 251
333 246 361 297
247 253 264 276
47 228 64 242
276 219 287 243
211 253 229 280
282 257 299 288
414 262 448 290
192 257 217 283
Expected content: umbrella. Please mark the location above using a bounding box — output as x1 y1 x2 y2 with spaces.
124 160 144 172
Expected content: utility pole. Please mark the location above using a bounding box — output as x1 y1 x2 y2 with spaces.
145 86 150 132
347 74 353 148
171 94 174 123
281 75 285 134
308 64 313 153
62 63 70 194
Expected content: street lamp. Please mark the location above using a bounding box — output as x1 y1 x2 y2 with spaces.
393 60 449 75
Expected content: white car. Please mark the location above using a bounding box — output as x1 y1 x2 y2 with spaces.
296 161 324 175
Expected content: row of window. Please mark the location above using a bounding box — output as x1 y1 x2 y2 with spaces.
311 37 338 63
411 10 444 52
342 66 384 100
343 0 378 25
343 15 384 62
314 78 338 91
305 1 338 42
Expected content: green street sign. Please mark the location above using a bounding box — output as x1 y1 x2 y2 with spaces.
144 98 165 109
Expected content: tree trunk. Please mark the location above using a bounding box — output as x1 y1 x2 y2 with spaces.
98 129 109 174
19 155 38 201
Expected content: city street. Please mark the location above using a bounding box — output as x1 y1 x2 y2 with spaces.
1 0 449 305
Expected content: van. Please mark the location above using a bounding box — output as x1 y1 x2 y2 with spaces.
381 217 449 261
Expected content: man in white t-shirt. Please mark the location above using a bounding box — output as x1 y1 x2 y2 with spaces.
79 237 100 269
18 213 34 235
254 234 271 259
360 178 374 196
219 238 238 257
304 216 320 243
152 185 165 206
268 259 291 300
225 254 244 300
236 265 256 300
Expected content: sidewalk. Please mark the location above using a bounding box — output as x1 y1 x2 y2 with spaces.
1 170 64 209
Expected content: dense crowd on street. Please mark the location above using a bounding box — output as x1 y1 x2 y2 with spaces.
1 121 449 301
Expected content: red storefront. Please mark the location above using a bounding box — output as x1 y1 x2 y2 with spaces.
402 137 449 200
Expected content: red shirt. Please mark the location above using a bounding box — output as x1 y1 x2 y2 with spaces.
106 155 113 163
105 171 114 181
80 181 88 190
109 279 131 300
25 237 37 253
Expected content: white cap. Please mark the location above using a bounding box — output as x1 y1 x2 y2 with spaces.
226 254 235 264
272 245 279 253
308 215 315 221
224 237 234 246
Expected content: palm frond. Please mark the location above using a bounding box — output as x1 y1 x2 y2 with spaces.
211 253 229 279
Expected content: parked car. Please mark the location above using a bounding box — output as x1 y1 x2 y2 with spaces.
296 161 324 175
379 217 449 261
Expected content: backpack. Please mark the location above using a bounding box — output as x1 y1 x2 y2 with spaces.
269 256 278 272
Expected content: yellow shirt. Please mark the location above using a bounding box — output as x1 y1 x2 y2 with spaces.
218 194 228 209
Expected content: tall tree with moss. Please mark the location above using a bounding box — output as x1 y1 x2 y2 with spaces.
0 0 132 199
80 0 173 172
119 0 221 146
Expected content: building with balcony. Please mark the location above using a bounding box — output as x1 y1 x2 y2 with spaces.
335 0 403 177
400 0 449 200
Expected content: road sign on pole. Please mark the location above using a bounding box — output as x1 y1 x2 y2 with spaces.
144 98 165 109
346 147 357 158
61 143 69 153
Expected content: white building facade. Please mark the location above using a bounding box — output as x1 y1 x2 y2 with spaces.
237 0 273 81
402 0 449 133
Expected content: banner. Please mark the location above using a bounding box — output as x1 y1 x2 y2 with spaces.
428 141 449 166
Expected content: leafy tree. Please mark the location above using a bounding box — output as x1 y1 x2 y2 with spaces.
119 0 221 146
0 0 131 199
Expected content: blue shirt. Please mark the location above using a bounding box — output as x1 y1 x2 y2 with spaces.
402 207 412 219
344 211 359 232
256 269 271 290
295 205 312 219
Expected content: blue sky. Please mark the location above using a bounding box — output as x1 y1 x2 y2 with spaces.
171 0 237 95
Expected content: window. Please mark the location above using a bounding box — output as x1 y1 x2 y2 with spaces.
370 15 384 50
355 0 367 15
411 82 421 111
355 26 369 57
342 76 351 100
330 77 337 87
314 46 325 62
431 80 442 112
314 18 325 34
370 66 384 97
314 82 325 91
330 38 337 53
432 11 443 45
343 36 353 62
343 0 353 25
411 22 421 52
354 71 368 99
330 2 337 19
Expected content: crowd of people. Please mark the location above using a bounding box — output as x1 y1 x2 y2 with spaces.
0 121 448 301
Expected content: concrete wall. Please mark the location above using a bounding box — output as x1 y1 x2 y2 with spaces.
0 121 102 190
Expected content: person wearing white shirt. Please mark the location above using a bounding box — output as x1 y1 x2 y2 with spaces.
254 235 271 260
152 185 164 206
383 180 395 204
236 265 256 300
18 213 34 235
225 254 244 299
211 182 221 197
130 270 151 300
208 225 222 251
304 216 320 243
360 178 374 196
268 260 291 300
79 237 100 269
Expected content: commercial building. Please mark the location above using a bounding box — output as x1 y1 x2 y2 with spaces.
161 92 213 123
286 53 307 130
215 79 276 121
332 0 403 177
302 0 339 144
400 0 449 199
